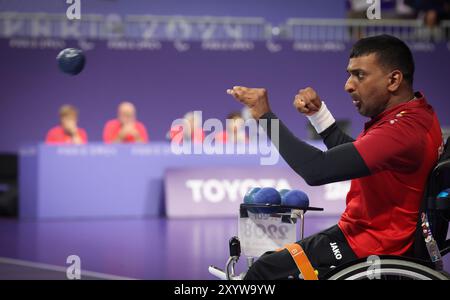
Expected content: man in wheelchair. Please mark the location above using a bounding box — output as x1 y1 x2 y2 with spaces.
226 35 448 280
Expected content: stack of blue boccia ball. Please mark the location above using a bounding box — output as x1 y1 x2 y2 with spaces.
243 187 309 213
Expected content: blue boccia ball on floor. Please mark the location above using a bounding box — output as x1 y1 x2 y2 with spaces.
253 187 281 214
281 189 309 208
57 48 86 75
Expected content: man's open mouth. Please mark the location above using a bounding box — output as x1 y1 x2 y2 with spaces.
351 95 361 108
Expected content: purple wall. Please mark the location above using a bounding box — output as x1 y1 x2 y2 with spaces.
0 0 449 153
0 0 347 24
1 39 450 153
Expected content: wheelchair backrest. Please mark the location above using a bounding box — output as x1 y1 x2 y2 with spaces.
413 136 450 260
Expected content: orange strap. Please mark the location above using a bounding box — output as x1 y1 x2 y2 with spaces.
279 243 319 280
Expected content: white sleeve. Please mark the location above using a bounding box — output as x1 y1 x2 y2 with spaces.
306 102 335 134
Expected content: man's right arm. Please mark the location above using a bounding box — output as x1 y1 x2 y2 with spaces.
260 112 370 186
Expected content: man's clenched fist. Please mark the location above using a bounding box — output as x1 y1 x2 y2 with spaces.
293 87 322 116
227 86 271 120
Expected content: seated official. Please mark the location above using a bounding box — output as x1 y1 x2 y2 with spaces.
215 112 248 144
103 102 149 144
169 111 204 144
45 105 88 145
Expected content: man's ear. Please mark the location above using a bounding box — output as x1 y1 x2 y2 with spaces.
387 70 403 92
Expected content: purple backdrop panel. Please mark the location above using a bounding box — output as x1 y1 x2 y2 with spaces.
2 39 449 153
0 1 347 23
20 141 347 219
18 147 40 218
20 143 169 219
165 167 347 218
18 142 280 219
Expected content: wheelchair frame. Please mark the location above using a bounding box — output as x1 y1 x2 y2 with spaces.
208 140 450 280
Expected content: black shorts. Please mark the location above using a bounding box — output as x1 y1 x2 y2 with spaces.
244 225 357 280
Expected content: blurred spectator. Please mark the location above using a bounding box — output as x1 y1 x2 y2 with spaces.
347 0 371 19
425 8 440 26
347 0 416 19
103 102 149 143
406 0 450 22
46 105 88 145
169 111 204 144
346 0 404 19
446 0 450 18
215 112 248 144
407 0 450 41
346 0 449 41
396 0 417 18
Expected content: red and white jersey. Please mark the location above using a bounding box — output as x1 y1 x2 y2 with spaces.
339 92 443 258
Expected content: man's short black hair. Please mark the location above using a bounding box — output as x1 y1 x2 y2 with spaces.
350 34 415 86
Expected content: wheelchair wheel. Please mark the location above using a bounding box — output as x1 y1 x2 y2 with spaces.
326 257 450 280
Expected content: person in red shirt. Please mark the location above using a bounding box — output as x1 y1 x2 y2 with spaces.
227 35 443 279
215 112 248 144
45 105 88 145
169 111 204 144
103 102 149 143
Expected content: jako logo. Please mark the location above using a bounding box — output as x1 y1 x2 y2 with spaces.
366 0 381 20
66 0 81 20
330 242 342 260
186 179 291 203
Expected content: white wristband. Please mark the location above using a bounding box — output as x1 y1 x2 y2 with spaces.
306 102 335 134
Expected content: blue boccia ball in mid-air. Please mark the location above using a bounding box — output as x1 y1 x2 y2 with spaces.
281 189 309 208
57 48 86 75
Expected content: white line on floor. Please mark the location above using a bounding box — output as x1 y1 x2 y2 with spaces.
0 256 136 280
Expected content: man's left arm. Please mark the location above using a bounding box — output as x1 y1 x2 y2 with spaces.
262 112 425 185
261 112 370 186
306 102 356 149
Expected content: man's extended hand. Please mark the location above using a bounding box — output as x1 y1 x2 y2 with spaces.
293 87 322 116
227 86 271 120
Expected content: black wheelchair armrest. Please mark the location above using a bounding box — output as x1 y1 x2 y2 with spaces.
440 239 450 257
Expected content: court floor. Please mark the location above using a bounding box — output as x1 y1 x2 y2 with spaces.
0 216 448 279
